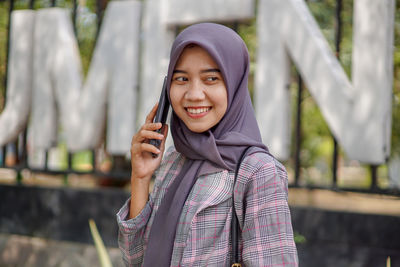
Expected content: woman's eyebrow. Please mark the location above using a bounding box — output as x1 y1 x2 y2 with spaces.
173 69 187 74
173 69 221 74
200 68 221 73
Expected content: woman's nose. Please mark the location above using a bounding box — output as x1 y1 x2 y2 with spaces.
184 80 205 101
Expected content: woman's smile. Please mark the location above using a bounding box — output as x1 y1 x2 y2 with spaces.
185 106 212 118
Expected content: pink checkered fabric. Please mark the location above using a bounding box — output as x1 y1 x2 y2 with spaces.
117 147 298 267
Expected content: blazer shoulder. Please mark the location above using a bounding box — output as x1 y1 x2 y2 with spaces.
242 151 277 170
239 151 287 183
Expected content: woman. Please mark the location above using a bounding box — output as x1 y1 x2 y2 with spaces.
117 23 298 267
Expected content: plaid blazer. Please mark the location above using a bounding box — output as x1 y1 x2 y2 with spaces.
117 147 298 267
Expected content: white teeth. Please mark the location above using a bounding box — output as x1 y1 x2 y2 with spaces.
187 107 210 114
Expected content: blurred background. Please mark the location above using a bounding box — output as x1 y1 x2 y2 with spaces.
0 0 399 266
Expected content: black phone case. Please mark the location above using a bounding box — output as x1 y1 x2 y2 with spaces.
149 76 169 157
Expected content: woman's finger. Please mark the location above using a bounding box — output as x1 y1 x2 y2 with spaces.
159 124 169 153
142 122 163 132
161 124 168 139
131 139 160 155
140 142 161 155
145 103 159 124
132 123 162 143
138 129 164 141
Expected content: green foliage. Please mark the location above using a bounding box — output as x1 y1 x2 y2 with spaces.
0 0 7 111
89 219 113 267
294 231 307 244
292 85 332 168
387 256 392 267
54 142 93 171
392 0 400 155
72 150 93 171
237 19 257 99
75 0 98 75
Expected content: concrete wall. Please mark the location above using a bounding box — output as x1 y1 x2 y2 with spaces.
1 184 399 266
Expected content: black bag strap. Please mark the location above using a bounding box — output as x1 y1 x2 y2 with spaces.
231 146 252 267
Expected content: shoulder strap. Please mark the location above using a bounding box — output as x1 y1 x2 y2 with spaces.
231 146 252 266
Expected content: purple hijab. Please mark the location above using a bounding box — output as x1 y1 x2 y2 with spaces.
143 23 268 266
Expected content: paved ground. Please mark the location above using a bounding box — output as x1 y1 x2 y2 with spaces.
0 233 124 267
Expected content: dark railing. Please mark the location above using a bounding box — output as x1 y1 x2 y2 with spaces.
332 0 342 187
0 0 399 196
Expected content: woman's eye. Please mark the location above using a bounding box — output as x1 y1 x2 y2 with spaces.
206 76 218 82
175 76 188 82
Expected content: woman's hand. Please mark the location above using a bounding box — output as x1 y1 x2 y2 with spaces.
129 103 168 219
130 103 168 181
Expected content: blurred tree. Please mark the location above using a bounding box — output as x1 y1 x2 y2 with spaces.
0 0 7 111
392 0 400 156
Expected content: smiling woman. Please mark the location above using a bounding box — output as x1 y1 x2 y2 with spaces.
170 45 228 133
117 22 298 267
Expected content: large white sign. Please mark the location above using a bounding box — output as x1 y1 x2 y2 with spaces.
255 0 394 164
0 0 395 165
0 1 141 154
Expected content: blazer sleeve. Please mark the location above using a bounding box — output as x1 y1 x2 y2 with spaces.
237 154 299 266
116 146 178 266
116 197 153 267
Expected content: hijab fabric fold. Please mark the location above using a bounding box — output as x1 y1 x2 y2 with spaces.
143 23 268 267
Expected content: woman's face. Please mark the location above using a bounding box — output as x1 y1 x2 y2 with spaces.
170 45 228 133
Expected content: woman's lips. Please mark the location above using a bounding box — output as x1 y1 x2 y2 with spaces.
185 107 211 118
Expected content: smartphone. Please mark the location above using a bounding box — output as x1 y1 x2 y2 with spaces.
149 76 170 157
